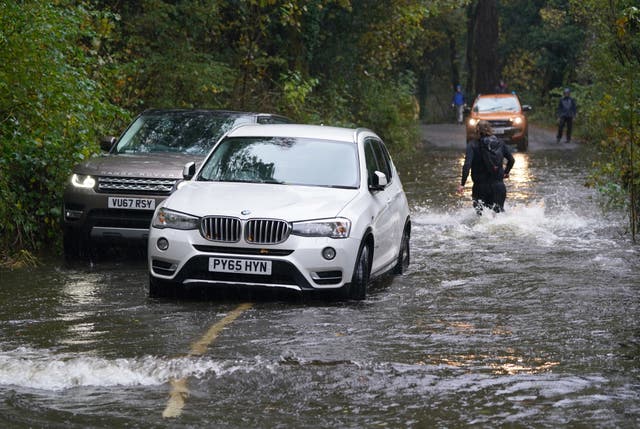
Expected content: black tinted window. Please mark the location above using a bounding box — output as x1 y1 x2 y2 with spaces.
364 138 392 184
371 139 392 180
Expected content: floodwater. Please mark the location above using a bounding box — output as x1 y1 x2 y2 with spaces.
0 125 638 428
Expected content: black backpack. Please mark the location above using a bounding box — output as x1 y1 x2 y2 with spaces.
479 135 504 179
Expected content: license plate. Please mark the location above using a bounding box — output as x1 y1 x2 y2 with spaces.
108 197 155 210
493 127 506 135
209 257 272 275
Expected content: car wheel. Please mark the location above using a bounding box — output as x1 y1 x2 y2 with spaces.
393 227 410 275
149 274 177 298
517 133 529 152
348 243 371 300
63 226 87 259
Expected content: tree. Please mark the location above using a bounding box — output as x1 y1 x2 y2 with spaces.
472 0 499 94
572 0 640 240
0 1 122 252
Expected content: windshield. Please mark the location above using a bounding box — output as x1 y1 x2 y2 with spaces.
114 112 251 155
198 137 360 189
474 96 521 113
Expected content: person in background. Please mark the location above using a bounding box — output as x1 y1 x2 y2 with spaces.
451 85 466 125
556 87 577 143
495 79 508 93
458 120 515 214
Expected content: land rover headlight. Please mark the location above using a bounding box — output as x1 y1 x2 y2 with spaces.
152 207 199 230
71 174 96 189
291 218 351 238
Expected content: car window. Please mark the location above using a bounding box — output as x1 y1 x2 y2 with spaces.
364 139 379 186
257 115 292 124
474 96 520 113
115 113 242 155
198 137 359 189
364 138 392 185
371 139 392 180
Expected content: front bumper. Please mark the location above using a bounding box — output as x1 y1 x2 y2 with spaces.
491 126 526 144
466 121 526 144
148 227 362 292
63 185 168 242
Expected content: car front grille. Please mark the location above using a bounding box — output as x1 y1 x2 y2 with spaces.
488 120 512 128
173 255 315 290
246 219 291 244
97 176 177 195
88 209 153 229
201 216 242 242
199 217 291 244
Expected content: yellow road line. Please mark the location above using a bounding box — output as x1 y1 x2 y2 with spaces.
163 302 253 419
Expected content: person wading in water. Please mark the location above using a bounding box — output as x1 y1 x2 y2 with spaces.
458 120 515 214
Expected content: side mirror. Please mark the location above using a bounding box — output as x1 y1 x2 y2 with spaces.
182 161 196 180
522 105 532 112
369 171 388 191
100 136 116 152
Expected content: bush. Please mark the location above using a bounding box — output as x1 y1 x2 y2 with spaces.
0 1 124 252
352 73 420 153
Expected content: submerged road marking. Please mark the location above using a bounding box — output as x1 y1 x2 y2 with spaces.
162 302 253 419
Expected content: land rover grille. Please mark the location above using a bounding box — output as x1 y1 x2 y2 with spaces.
97 176 176 195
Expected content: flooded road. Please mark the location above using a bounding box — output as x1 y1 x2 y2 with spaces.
1 125 638 428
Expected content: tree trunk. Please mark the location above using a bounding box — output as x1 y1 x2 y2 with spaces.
448 30 460 91
465 2 476 97
473 0 499 94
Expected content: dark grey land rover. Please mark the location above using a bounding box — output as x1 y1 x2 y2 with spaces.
62 109 291 258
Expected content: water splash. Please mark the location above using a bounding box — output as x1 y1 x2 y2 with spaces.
412 198 622 249
0 347 225 391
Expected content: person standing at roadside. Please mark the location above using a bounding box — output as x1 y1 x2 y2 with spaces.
556 87 577 143
458 120 515 214
451 85 465 125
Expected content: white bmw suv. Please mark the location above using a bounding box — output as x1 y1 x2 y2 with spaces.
147 124 410 300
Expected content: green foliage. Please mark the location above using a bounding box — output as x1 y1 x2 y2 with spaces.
0 1 123 251
281 71 319 119
353 74 420 152
570 0 640 238
498 0 585 103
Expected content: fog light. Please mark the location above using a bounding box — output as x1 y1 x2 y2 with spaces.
157 237 169 251
322 247 336 260
64 209 83 220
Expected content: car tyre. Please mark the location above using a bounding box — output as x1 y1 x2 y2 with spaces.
517 133 529 152
348 243 371 300
63 226 88 260
393 226 410 275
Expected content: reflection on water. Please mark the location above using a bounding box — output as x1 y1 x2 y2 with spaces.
59 274 102 346
429 354 559 375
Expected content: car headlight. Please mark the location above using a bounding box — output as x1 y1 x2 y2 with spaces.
291 218 351 238
468 118 479 127
152 207 199 230
71 174 96 189
513 116 523 125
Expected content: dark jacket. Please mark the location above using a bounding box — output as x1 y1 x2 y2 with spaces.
557 96 577 118
461 137 515 186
